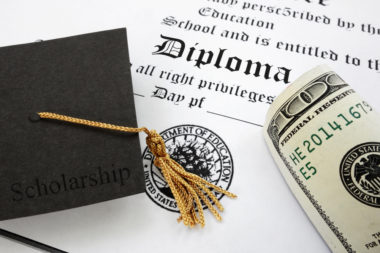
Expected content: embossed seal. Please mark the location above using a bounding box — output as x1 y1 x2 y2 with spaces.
340 142 380 208
143 124 234 212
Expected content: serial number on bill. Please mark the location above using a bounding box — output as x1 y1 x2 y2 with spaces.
287 101 373 181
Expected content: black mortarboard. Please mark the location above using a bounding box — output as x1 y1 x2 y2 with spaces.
0 28 145 220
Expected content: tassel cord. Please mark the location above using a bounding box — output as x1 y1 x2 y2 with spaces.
36 112 237 227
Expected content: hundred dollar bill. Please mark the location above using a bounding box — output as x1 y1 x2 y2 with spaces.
263 65 380 253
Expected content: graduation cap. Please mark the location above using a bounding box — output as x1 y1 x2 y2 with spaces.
0 28 236 227
0 29 145 220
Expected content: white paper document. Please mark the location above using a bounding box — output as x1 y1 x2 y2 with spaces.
0 0 379 252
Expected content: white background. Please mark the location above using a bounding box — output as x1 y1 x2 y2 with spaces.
0 0 379 252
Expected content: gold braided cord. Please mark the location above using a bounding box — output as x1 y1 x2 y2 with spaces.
38 112 150 135
37 112 237 227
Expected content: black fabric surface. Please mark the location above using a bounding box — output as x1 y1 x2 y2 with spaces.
0 28 145 220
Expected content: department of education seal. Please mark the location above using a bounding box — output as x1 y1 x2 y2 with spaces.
142 124 234 212
340 142 380 208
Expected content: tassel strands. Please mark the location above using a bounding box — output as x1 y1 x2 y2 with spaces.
36 112 237 227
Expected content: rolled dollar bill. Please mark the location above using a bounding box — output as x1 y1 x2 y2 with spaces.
263 65 380 253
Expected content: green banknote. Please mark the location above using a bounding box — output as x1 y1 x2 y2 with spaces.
264 65 380 253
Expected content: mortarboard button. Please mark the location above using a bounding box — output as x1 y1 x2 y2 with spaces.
29 113 41 122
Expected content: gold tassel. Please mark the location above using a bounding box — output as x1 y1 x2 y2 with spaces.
36 112 237 227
